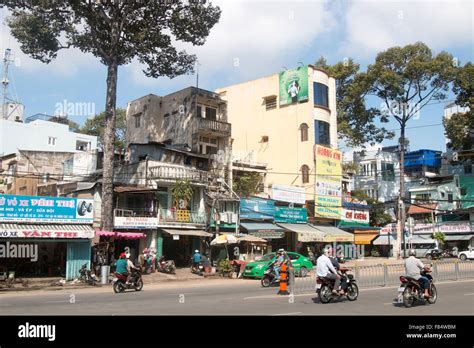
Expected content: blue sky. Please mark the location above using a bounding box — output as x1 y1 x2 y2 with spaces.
0 0 472 156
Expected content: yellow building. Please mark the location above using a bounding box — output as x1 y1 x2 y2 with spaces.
216 65 338 200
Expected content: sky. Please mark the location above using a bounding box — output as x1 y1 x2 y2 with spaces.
0 0 472 159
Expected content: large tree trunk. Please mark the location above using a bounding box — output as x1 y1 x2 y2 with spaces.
396 124 406 259
101 60 118 231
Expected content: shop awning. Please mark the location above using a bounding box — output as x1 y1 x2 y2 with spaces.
338 220 373 229
410 235 436 243
312 224 354 242
373 235 397 245
96 231 146 239
443 234 474 241
237 235 268 244
355 234 378 245
162 229 213 237
240 222 285 240
277 223 326 242
0 223 95 239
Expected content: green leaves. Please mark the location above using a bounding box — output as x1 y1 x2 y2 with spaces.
170 180 194 208
80 108 126 151
233 173 263 197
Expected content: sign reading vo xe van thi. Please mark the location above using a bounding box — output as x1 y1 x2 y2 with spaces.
0 194 94 224
314 145 342 219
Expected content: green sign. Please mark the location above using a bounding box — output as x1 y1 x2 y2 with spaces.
275 207 307 223
279 66 309 106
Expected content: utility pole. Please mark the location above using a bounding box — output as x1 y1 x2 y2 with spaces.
2 48 14 119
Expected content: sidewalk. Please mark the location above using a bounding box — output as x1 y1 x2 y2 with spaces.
345 257 404 267
0 267 228 292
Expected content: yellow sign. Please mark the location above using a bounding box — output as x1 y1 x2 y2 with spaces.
314 145 342 219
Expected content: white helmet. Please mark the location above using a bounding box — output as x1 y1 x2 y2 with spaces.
195 250 199 253
408 249 416 257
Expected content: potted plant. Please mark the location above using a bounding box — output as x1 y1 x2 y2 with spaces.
217 259 232 277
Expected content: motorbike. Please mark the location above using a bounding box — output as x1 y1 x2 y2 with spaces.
425 249 443 260
157 256 176 274
112 266 143 293
398 268 437 308
78 263 99 286
191 261 204 276
261 264 292 288
316 268 359 303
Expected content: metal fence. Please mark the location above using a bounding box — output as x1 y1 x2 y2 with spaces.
291 260 474 295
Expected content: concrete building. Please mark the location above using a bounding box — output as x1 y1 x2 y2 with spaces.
0 114 97 157
215 65 338 199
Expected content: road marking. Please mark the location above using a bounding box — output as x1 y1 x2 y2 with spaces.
463 293 474 296
271 312 302 316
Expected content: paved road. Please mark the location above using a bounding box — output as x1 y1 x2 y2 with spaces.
1 278 473 315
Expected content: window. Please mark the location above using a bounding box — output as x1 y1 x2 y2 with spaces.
205 107 217 120
76 140 90 151
63 158 73 176
381 162 395 181
198 136 218 155
464 164 472 174
300 123 309 142
134 113 141 128
48 137 56 146
313 82 329 107
301 164 310 184
196 105 202 117
265 97 277 111
440 191 446 198
288 253 299 260
314 120 330 145
448 193 453 203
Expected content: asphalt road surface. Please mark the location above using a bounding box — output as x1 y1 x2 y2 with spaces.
0 279 473 315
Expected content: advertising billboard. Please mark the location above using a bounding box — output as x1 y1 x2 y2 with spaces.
114 216 159 229
314 145 342 219
240 198 275 220
271 184 306 204
274 207 307 224
279 66 309 106
341 208 370 225
0 194 94 224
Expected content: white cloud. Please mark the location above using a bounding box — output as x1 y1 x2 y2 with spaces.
341 0 473 59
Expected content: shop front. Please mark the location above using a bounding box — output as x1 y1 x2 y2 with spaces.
161 228 213 267
372 233 397 257
239 222 286 252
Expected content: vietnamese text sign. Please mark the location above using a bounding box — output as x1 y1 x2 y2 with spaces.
0 227 94 239
279 66 309 106
275 207 307 223
240 198 275 220
0 194 93 224
114 216 158 229
271 184 306 204
314 145 342 219
341 208 370 225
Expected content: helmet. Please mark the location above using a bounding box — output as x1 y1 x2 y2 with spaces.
408 249 416 257
278 249 284 253
195 250 199 253
119 252 126 259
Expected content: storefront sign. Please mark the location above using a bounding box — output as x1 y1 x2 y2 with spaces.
275 207 307 223
0 227 94 239
341 208 370 225
173 235 180 240
240 198 275 220
314 145 342 219
249 231 285 240
271 184 306 204
279 66 309 106
0 194 93 224
114 216 159 229
380 222 472 234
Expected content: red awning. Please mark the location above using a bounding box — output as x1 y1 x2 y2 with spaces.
96 230 146 239
407 204 437 215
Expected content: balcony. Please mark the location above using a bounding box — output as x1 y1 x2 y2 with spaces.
113 208 207 228
149 165 209 184
197 118 231 137
158 208 207 225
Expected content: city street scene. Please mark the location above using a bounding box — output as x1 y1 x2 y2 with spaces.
0 0 473 332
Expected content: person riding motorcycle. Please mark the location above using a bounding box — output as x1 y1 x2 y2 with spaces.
125 253 140 285
329 252 349 294
192 250 202 271
404 249 431 298
316 246 341 295
269 249 286 280
115 252 129 280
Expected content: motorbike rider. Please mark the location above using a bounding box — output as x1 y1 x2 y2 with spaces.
126 253 140 285
404 249 431 298
269 249 286 280
329 252 349 294
316 246 341 295
192 250 202 271
115 253 129 281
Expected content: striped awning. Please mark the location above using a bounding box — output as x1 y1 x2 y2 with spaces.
0 223 94 239
162 229 213 237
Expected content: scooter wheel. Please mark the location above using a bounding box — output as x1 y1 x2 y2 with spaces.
113 282 125 293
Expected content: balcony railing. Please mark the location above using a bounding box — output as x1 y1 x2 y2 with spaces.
149 165 209 183
158 208 207 225
197 118 231 136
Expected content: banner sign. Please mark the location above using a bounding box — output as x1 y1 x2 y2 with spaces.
240 198 275 220
0 227 94 239
275 207 307 223
0 194 93 224
271 184 306 204
114 216 158 229
314 145 342 219
381 222 472 234
341 208 370 225
279 66 309 106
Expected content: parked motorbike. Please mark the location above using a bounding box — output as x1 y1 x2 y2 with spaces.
260 264 292 288
191 261 204 276
316 269 359 303
398 268 437 308
78 263 99 286
112 266 143 293
425 249 443 260
157 256 176 274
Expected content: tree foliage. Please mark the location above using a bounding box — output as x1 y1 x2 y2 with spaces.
443 62 474 152
314 57 395 147
350 189 393 227
233 172 263 197
81 108 126 151
170 180 194 208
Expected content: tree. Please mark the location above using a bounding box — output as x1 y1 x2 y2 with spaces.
81 108 126 151
2 1 221 230
364 42 456 259
314 57 395 147
443 62 474 154
350 189 393 227
233 172 263 197
432 231 446 249
170 180 194 209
